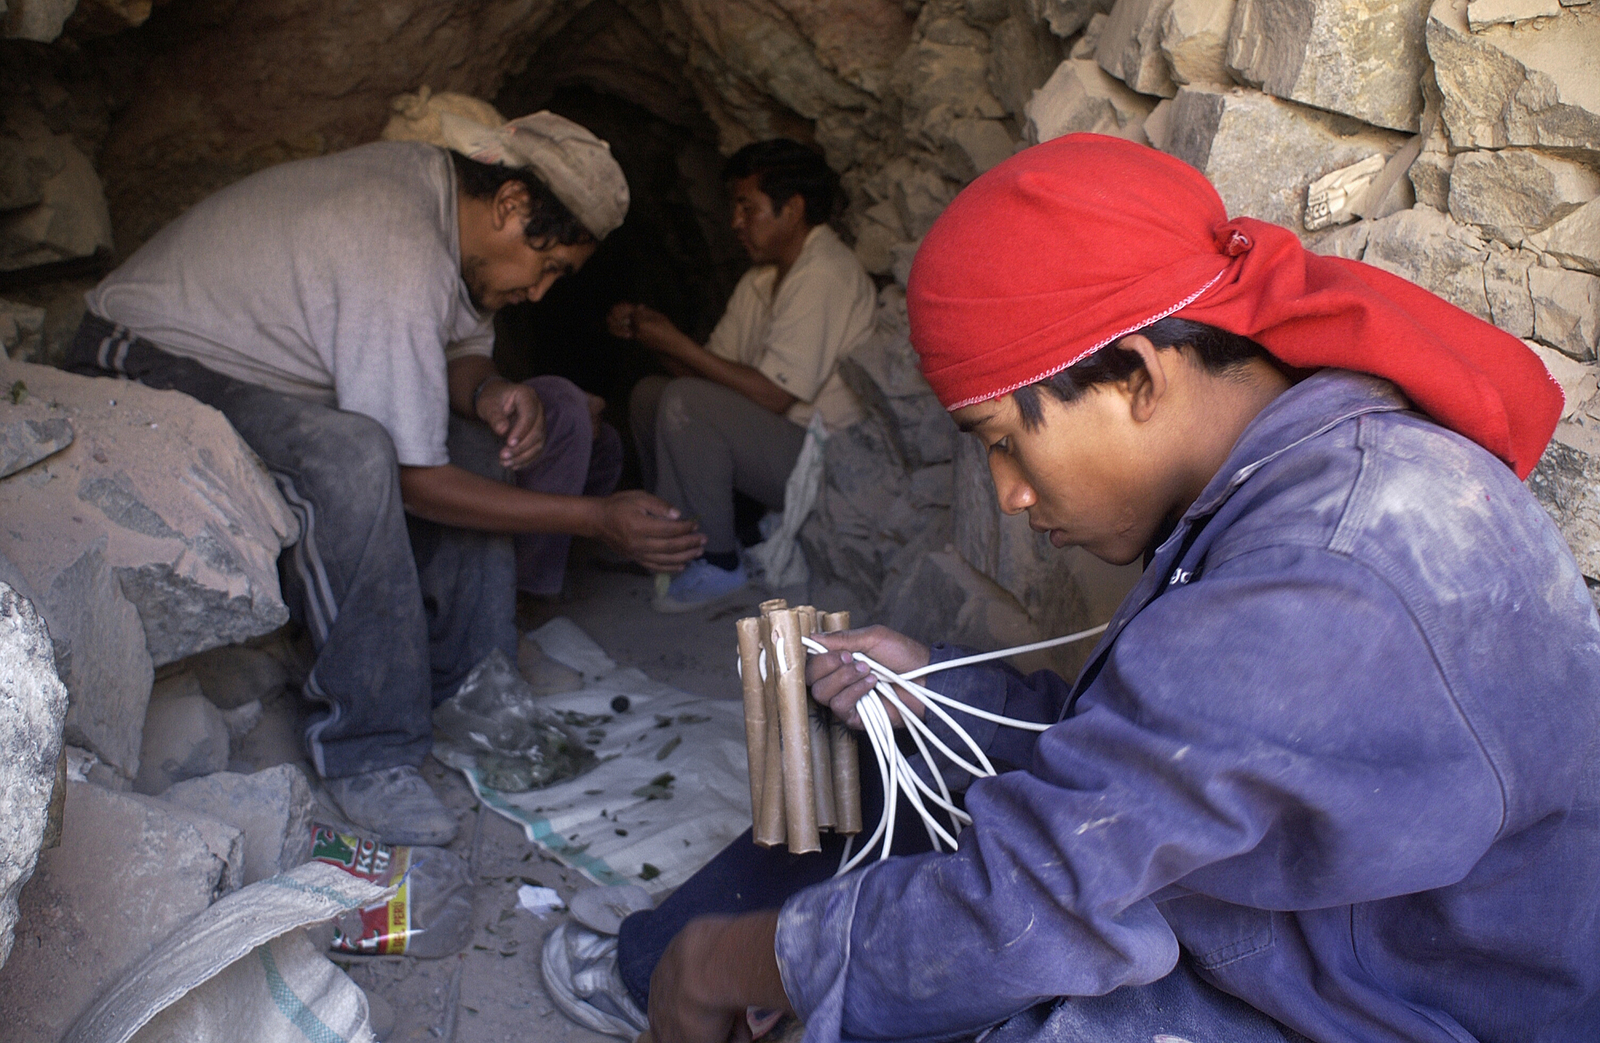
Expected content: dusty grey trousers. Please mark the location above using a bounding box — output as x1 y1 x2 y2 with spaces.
67 314 517 779
629 375 806 555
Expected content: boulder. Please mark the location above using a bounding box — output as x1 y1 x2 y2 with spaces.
1029 0 1117 37
0 582 68 971
1530 342 1599 415
1530 198 1600 276
184 642 292 710
0 360 297 668
1447 149 1600 247
162 765 315 884
1161 85 1406 231
1427 0 1600 153
987 12 1067 118
0 781 242 1043
0 300 46 360
1469 0 1562 28
134 692 231 795
1361 206 1498 322
2 0 77 42
1097 0 1179 97
945 117 1018 177
890 25 1008 159
1160 0 1237 86
0 113 113 272
798 413 914 601
1025 58 1158 144
1531 265 1600 360
1408 121 1455 213
1528 421 1600 583
1226 0 1433 131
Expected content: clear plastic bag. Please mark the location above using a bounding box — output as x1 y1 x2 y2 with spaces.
432 648 596 791
309 824 474 958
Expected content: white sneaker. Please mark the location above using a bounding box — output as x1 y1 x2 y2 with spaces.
541 922 649 1039
652 559 748 614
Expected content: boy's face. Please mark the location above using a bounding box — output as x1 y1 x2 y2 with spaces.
729 175 804 265
952 384 1176 567
460 179 597 312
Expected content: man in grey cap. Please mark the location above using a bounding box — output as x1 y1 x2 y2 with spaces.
65 110 704 844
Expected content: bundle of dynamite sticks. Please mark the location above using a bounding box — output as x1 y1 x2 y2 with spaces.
736 599 862 853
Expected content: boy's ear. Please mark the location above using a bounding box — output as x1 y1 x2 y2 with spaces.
493 179 532 229
1115 334 1169 424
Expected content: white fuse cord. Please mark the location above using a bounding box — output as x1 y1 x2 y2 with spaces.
792 623 1110 874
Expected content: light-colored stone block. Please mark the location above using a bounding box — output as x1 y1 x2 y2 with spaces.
1097 0 1179 97
162 765 315 884
0 781 241 1043
0 395 72 479
2 0 77 42
1531 265 1600 360
1427 0 1600 152
1469 0 1562 28
1160 0 1237 86
1361 206 1496 322
0 115 113 272
1530 198 1600 276
1227 0 1433 131
1161 85 1407 231
0 582 67 971
1528 421 1600 581
1447 148 1600 246
135 694 231 796
1030 0 1116 37
1025 58 1158 144
0 299 45 360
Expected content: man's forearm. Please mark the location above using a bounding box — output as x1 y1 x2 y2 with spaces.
638 327 797 415
446 354 501 418
399 462 600 534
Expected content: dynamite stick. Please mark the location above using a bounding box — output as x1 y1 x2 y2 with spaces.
820 610 863 834
796 607 837 831
736 616 768 838
769 608 820 853
754 601 789 847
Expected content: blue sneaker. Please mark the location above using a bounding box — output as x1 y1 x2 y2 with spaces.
652 559 748 613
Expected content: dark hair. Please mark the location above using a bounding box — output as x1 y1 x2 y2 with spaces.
1012 318 1271 429
449 150 594 248
723 139 839 226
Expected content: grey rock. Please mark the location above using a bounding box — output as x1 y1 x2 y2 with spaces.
838 328 958 471
1226 0 1433 131
0 409 72 480
162 765 315 884
0 299 46 360
0 360 297 673
1408 120 1455 212
1025 57 1158 144
1029 0 1118 37
2 0 77 42
1160 0 1238 86
891 29 1007 160
0 112 112 272
1530 198 1600 276
1361 206 1496 322
987 13 1067 118
0 582 68 971
232 689 306 774
1447 149 1600 247
1097 0 1179 97
0 781 241 1043
134 694 231 796
183 642 292 709
1469 0 1563 29
946 118 1018 178
1528 422 1600 580
1531 265 1600 360
1486 245 1538 339
1427 0 1600 153
1161 85 1406 232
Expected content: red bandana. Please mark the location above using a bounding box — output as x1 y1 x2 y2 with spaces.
906 133 1562 479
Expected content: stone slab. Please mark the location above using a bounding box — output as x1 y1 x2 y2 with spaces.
1227 0 1432 131
1025 57 1158 144
1528 421 1600 580
1531 265 1600 360
1530 197 1600 276
0 398 72 479
135 693 231 796
1469 0 1563 28
1447 148 1600 246
162 765 314 884
0 299 46 360
0 781 242 1043
0 359 297 669
0 112 112 273
0 581 68 971
1097 0 1179 97
1427 0 1600 153
1160 0 1237 86
1161 85 1406 232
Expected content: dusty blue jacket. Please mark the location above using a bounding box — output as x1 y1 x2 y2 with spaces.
776 370 1600 1043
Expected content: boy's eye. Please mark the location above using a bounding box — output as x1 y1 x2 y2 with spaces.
987 437 1009 455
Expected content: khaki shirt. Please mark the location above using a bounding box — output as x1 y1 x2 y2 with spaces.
705 225 874 430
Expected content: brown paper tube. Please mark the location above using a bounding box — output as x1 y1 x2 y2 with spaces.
759 598 789 615
754 615 787 847
736 616 768 838
770 609 820 853
797 609 836 830
820 610 863 833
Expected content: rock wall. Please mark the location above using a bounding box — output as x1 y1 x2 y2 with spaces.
4 0 1599 649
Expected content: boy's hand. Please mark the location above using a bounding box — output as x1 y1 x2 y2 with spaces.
805 626 931 728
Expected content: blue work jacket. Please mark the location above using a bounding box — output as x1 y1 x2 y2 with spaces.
776 370 1600 1042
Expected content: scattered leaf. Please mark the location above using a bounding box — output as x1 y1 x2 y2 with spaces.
656 735 682 761
640 863 661 881
655 715 674 728
615 828 628 836
8 381 26 405
676 713 712 725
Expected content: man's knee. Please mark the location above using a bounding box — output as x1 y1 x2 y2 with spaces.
656 377 722 440
525 375 591 455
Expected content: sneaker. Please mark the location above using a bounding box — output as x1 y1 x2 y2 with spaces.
652 559 748 614
322 765 459 845
541 922 649 1039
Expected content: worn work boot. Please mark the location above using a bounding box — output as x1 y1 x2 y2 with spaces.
322 765 458 845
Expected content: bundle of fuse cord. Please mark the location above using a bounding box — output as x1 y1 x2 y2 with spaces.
736 600 1107 875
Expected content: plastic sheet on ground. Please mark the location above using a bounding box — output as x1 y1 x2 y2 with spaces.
746 414 828 589
63 861 392 1043
444 617 751 894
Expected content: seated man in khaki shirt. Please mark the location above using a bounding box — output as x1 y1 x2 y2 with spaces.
609 139 875 612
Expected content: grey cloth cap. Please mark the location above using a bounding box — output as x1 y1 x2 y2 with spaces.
437 109 630 239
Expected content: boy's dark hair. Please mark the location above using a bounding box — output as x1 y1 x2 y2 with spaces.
1012 318 1271 429
723 139 839 226
450 150 594 248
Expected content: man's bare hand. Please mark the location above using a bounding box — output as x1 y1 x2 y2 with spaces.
805 627 931 728
596 490 705 572
646 913 788 1043
607 301 641 340
475 377 546 469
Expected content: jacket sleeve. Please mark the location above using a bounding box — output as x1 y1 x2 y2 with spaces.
775 544 1506 1043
